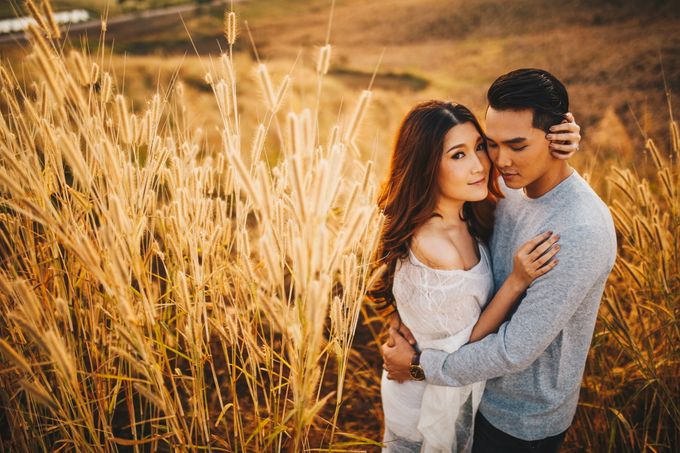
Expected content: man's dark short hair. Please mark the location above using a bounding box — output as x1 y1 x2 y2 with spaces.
487 68 569 133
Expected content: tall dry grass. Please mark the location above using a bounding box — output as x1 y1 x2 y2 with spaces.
571 121 679 451
0 3 385 451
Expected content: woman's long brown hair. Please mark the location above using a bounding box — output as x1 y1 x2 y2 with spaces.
368 101 503 314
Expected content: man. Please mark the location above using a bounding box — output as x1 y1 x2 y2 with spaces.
381 68 617 452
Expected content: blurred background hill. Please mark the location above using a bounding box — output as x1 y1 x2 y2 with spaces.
1 0 679 175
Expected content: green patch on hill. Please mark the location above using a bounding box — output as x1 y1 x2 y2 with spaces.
330 67 429 92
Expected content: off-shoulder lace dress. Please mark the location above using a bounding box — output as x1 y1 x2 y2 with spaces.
381 242 494 453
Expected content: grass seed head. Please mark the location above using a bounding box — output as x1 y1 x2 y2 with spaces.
40 0 61 38
100 72 112 103
0 338 33 375
69 50 89 86
316 44 332 75
25 0 49 34
256 63 277 111
225 11 237 45
19 379 59 411
114 94 133 144
343 89 372 146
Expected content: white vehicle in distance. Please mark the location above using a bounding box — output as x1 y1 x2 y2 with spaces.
0 9 90 34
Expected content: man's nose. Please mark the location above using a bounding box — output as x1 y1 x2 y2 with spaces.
494 147 512 168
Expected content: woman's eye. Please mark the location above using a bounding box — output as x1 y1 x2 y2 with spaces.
452 152 465 160
511 145 528 151
476 143 487 152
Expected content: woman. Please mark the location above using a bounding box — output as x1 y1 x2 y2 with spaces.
368 101 573 452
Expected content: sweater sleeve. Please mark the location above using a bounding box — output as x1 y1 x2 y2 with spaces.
419 224 615 387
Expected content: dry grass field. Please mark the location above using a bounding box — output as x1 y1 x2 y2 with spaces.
0 0 678 451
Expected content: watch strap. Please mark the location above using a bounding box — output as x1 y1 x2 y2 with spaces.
411 350 421 366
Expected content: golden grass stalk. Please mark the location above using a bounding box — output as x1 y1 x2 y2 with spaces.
274 74 290 112
645 138 664 170
225 11 237 45
574 130 679 452
0 338 33 375
1 4 386 451
343 89 372 154
251 123 266 164
100 71 112 103
317 44 332 75
114 94 133 144
27 26 61 99
25 0 49 34
19 379 59 411
0 64 16 91
43 330 77 386
214 79 231 122
256 63 277 111
40 0 60 38
90 62 100 85
69 50 89 85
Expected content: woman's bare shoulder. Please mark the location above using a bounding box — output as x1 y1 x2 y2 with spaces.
411 221 465 270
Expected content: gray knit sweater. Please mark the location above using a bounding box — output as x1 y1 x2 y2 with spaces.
420 170 617 440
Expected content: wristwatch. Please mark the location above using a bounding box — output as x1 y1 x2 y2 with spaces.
409 350 425 381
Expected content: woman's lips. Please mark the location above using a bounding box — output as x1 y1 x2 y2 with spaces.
469 177 486 185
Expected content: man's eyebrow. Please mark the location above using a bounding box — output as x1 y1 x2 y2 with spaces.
502 137 527 145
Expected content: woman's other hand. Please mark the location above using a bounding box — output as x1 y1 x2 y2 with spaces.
386 311 416 346
509 231 560 290
547 112 581 159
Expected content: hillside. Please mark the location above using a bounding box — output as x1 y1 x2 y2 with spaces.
1 0 679 168
244 0 680 154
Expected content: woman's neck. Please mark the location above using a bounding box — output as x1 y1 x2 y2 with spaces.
433 197 466 227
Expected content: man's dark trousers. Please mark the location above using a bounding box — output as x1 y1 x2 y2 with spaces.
472 411 567 453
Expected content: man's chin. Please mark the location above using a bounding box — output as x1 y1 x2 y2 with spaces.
501 175 524 189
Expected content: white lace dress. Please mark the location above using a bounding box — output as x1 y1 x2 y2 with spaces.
381 242 494 453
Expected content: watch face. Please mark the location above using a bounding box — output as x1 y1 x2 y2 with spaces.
410 365 425 381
